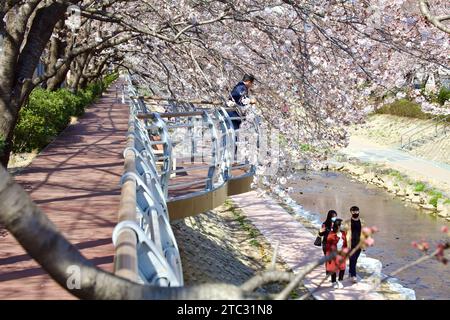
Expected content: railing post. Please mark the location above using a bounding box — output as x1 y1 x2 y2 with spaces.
202 111 220 191
215 109 231 181
220 107 236 170
188 116 195 163
152 113 172 199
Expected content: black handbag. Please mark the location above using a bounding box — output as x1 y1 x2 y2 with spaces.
314 235 322 246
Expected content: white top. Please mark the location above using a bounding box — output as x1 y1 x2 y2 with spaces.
336 232 344 251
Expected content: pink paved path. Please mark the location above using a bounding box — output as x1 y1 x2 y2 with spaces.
231 191 383 300
0 83 128 299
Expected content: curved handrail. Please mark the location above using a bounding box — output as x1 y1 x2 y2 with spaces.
113 74 259 286
113 76 183 285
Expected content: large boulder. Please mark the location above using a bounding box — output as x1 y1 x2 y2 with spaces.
437 202 450 218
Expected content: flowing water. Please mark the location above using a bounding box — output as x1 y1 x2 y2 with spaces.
288 171 450 300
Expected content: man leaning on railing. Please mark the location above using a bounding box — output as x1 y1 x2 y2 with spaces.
227 74 257 129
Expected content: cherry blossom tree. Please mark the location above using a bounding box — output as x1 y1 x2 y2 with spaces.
111 0 448 171
0 1 449 299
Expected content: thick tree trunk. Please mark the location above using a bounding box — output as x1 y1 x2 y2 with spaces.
78 75 88 90
15 4 66 87
46 20 71 91
0 99 19 167
70 54 86 92
47 63 71 91
70 65 83 93
0 3 68 166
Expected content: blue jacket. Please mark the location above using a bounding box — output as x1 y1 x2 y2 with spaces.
230 81 248 106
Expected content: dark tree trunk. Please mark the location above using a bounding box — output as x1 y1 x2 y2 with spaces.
0 3 68 166
78 76 88 90
46 20 72 91
47 63 71 91
70 62 83 93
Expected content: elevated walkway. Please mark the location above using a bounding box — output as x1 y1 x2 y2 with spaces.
0 76 258 298
111 77 259 285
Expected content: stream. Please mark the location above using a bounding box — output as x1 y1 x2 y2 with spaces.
287 170 450 300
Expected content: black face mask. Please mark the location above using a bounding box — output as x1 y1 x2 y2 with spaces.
352 213 359 219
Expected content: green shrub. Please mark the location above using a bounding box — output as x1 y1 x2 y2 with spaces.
249 239 260 247
12 77 115 153
86 82 103 98
429 197 438 208
103 72 119 87
389 169 403 180
414 182 426 192
13 104 58 152
375 99 430 119
300 144 314 152
428 190 443 198
427 190 443 208
13 89 73 152
437 87 450 105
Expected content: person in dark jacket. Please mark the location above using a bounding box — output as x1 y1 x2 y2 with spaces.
228 74 255 129
319 210 337 255
348 205 362 283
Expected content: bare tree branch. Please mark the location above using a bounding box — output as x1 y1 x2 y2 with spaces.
419 0 450 34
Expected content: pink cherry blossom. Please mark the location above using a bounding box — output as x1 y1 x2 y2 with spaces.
364 238 375 247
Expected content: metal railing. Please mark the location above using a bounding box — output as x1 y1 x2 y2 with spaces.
112 75 259 286
136 105 258 201
400 115 450 149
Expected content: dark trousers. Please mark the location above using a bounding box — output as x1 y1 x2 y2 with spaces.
226 110 241 160
331 270 345 283
349 248 361 277
227 110 241 129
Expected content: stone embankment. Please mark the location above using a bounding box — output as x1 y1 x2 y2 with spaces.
349 114 450 165
327 159 450 221
172 201 309 298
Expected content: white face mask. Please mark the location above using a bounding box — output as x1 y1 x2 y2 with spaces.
331 217 337 222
